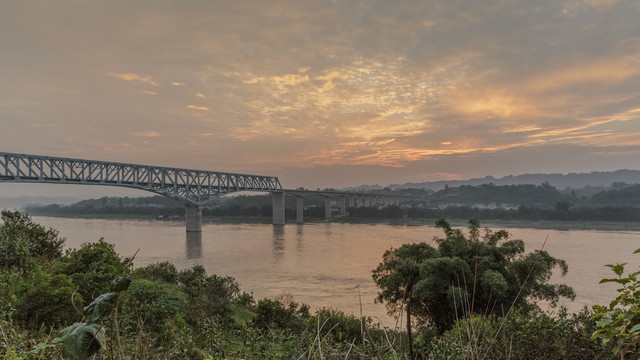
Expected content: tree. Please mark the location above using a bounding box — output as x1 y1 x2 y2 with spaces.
56 239 130 302
416 219 574 330
0 210 65 267
373 219 576 353
372 242 438 359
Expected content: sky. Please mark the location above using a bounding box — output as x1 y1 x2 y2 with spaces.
1 0 640 198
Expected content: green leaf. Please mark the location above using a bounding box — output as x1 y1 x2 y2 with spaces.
83 292 116 323
600 278 626 284
53 322 105 360
613 263 627 276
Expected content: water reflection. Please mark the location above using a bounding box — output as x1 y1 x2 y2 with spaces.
296 224 304 252
272 225 285 256
185 231 202 259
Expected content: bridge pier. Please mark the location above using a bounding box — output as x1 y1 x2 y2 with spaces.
339 196 347 214
324 197 332 219
185 204 202 232
272 191 285 225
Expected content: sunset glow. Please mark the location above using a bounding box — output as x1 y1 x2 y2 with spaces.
1 1 639 190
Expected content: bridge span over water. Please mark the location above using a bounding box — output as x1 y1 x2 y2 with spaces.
0 152 407 231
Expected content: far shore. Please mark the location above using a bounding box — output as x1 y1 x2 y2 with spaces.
20 211 640 231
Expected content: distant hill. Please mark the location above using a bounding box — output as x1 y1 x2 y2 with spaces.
379 169 640 191
0 196 80 210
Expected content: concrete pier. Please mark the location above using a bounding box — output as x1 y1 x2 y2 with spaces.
185 204 202 232
296 195 304 224
272 191 285 225
339 196 347 214
324 197 332 219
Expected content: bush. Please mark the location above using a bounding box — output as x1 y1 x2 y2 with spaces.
427 309 610 360
56 239 130 302
134 261 179 283
9 266 82 330
177 265 240 326
0 210 65 269
253 299 305 332
592 249 640 359
119 279 187 336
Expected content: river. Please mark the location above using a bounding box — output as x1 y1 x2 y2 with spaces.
31 216 640 327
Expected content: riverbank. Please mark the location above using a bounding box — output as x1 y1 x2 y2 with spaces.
19 209 640 231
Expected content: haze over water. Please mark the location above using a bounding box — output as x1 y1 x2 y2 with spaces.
32 216 640 327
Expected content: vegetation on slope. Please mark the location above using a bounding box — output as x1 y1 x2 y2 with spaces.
1 211 633 359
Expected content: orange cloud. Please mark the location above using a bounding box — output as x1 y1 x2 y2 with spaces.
132 131 159 137
107 73 158 86
187 105 209 111
527 56 639 92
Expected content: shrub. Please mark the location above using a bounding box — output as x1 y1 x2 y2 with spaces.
592 249 640 359
134 261 179 283
56 239 130 302
0 210 65 269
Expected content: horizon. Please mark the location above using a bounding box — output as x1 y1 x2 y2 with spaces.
0 167 637 202
1 1 639 194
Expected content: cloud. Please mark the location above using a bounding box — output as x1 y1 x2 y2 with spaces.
187 105 209 111
4 1 640 186
107 73 158 86
132 131 159 137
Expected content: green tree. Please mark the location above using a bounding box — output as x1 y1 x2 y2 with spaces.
416 219 575 330
0 210 65 268
372 242 438 359
373 219 575 347
176 264 240 326
6 266 82 329
56 239 130 302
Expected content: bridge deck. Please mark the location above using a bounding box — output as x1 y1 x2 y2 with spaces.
0 152 282 205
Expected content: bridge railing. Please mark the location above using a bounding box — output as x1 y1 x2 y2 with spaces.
0 152 282 204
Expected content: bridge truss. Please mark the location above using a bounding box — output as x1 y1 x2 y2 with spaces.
0 152 283 205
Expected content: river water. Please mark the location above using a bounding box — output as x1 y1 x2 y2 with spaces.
31 216 640 327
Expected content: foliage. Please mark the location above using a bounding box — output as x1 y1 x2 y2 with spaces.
252 298 306 332
373 219 575 333
0 210 65 269
177 264 240 326
119 278 186 334
416 309 610 360
54 274 131 359
134 261 179 283
10 268 82 330
372 241 438 358
592 248 640 359
0 214 621 359
56 239 131 302
53 322 105 360
428 182 566 207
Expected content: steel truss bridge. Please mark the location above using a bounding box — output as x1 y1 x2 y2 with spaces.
0 152 283 206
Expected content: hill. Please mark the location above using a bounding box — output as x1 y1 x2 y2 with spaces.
382 169 640 191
